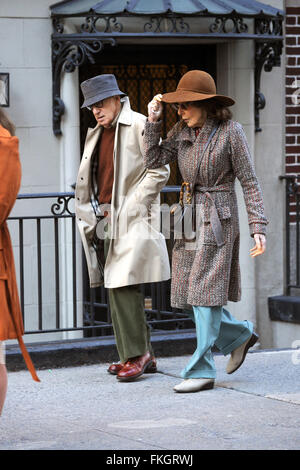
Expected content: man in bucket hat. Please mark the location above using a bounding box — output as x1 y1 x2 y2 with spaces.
75 74 170 381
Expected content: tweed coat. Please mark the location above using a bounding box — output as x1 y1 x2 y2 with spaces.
143 117 268 307
0 125 39 381
75 97 170 289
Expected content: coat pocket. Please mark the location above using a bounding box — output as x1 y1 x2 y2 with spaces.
203 205 231 245
201 203 231 223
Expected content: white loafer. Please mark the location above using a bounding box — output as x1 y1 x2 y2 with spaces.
226 332 259 374
173 378 215 393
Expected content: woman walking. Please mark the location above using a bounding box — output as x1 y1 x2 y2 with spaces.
144 70 267 393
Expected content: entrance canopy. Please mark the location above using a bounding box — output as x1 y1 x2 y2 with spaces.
50 0 284 135
50 0 282 18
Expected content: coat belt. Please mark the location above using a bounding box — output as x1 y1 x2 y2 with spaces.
194 183 234 247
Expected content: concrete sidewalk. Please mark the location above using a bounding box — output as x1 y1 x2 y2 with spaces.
0 348 299 450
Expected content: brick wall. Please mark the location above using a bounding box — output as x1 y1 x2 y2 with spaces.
285 5 300 220
286 6 300 174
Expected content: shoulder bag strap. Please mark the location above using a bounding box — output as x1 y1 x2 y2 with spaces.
190 124 219 196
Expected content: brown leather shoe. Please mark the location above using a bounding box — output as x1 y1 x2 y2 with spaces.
107 362 125 375
117 351 157 382
108 358 157 376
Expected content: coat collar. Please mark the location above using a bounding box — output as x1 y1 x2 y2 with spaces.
176 117 218 143
176 125 195 143
117 96 132 126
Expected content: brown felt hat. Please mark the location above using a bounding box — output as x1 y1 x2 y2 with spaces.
162 70 235 107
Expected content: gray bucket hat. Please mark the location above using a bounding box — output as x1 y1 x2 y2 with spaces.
80 74 125 108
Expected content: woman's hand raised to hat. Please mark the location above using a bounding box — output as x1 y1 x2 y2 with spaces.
148 94 163 122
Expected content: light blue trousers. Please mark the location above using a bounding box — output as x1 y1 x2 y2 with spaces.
181 306 253 379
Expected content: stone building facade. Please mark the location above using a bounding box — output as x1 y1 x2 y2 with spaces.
1 0 299 349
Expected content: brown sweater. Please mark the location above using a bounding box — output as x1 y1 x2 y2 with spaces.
97 126 115 204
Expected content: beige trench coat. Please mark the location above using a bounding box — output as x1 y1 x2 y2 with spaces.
75 97 170 289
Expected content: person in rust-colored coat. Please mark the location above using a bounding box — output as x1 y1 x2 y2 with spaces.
0 110 39 415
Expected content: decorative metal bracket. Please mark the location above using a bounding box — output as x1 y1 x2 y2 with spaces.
279 175 299 197
254 18 283 132
255 41 282 132
52 19 116 135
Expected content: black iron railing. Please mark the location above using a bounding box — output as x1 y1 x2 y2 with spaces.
8 192 77 335
279 175 300 294
8 188 193 339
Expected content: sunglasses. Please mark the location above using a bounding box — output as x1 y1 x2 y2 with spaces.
171 102 193 111
87 100 105 111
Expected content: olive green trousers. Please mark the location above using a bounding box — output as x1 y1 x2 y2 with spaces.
104 227 153 363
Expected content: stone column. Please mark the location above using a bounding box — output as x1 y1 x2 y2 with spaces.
59 50 83 340
217 21 285 348
217 40 257 329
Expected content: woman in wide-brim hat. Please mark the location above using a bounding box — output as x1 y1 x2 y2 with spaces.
143 70 268 393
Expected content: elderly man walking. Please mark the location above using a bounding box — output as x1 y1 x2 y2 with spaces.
75 74 170 382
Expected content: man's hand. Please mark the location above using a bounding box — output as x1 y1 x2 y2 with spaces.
148 94 163 122
250 234 266 258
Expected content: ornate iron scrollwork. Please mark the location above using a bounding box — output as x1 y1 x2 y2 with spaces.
52 18 116 136
80 15 123 33
255 41 282 132
169 17 190 34
279 175 299 197
144 17 162 33
209 16 248 34
51 10 284 136
144 16 190 33
53 17 64 34
51 195 75 216
63 40 105 72
255 18 282 36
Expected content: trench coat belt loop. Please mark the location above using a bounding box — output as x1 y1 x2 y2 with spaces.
194 183 234 248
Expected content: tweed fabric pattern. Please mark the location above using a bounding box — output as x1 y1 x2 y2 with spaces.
143 117 268 307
